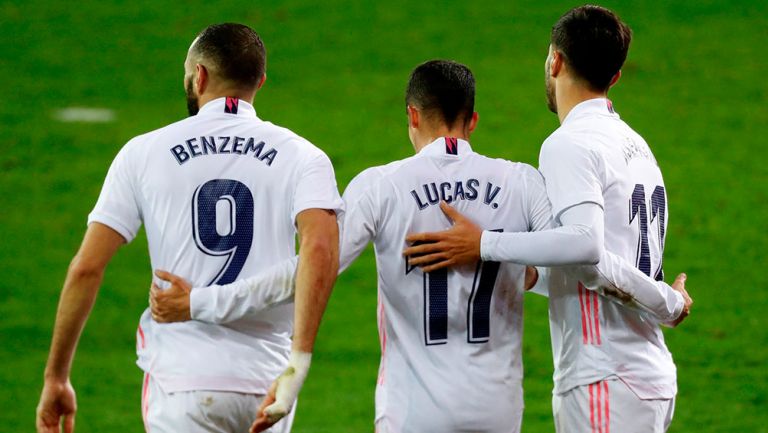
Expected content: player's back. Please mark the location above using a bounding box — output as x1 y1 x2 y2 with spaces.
344 138 548 433
541 99 675 399
89 97 341 394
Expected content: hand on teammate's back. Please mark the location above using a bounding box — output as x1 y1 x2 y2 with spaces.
36 379 76 433
404 201 483 272
150 270 192 323
666 273 693 327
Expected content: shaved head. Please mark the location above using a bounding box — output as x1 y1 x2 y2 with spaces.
184 23 266 115
186 23 266 90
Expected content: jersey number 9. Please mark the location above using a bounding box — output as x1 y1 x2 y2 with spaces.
192 179 254 286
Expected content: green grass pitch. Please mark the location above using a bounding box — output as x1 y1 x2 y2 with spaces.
1 1 766 431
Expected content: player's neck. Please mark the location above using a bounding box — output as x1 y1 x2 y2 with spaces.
556 84 607 124
198 90 256 109
413 126 470 153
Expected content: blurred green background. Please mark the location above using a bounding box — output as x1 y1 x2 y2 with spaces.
1 0 766 431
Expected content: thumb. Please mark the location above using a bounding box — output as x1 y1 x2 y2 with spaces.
154 269 173 283
673 273 686 289
439 201 462 223
155 270 187 291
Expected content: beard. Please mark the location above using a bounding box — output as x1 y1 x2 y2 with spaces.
185 78 199 116
545 60 557 114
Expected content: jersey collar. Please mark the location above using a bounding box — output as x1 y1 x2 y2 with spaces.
198 97 258 118
562 98 620 125
417 137 473 157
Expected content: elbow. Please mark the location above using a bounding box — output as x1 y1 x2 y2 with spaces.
67 254 105 282
582 241 603 266
582 224 604 265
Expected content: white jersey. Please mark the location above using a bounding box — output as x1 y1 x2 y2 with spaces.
340 137 551 432
539 98 675 399
88 97 343 394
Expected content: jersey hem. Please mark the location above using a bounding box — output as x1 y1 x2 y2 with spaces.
140 369 273 394
553 373 677 400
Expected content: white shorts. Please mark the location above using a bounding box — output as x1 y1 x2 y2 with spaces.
552 378 674 433
141 373 296 433
374 403 522 433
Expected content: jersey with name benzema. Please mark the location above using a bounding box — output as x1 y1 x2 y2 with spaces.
539 98 675 399
88 97 343 394
340 137 551 432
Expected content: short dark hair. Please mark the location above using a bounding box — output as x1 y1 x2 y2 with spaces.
193 23 266 89
551 5 632 92
405 60 475 127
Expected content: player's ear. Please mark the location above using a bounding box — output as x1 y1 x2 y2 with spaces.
608 70 621 88
550 50 563 78
407 105 419 129
195 63 208 95
468 112 479 133
257 73 267 90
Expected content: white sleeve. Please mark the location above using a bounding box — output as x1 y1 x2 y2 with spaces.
87 143 142 242
480 203 603 266
339 170 379 272
538 134 604 224
525 168 555 232
291 150 345 224
577 253 685 323
190 256 299 324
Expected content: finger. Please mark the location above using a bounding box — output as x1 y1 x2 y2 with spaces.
150 283 162 298
154 269 182 285
36 413 58 433
408 253 447 267
63 413 75 433
420 259 453 273
524 266 539 291
250 417 275 433
405 232 443 245
439 201 462 222
403 242 444 257
674 273 686 286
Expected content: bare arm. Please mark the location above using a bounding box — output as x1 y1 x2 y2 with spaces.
251 208 339 432
292 208 340 352
37 223 125 433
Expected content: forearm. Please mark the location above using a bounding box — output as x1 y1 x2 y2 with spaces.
292 239 339 353
481 203 604 266
578 251 684 322
44 263 104 380
191 256 299 324
480 226 600 266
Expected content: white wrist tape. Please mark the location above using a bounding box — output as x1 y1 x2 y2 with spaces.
264 351 312 422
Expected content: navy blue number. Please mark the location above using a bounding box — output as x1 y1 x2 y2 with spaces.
630 185 651 276
420 229 503 346
192 179 254 285
424 269 449 345
650 186 666 281
467 260 501 343
630 184 667 279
